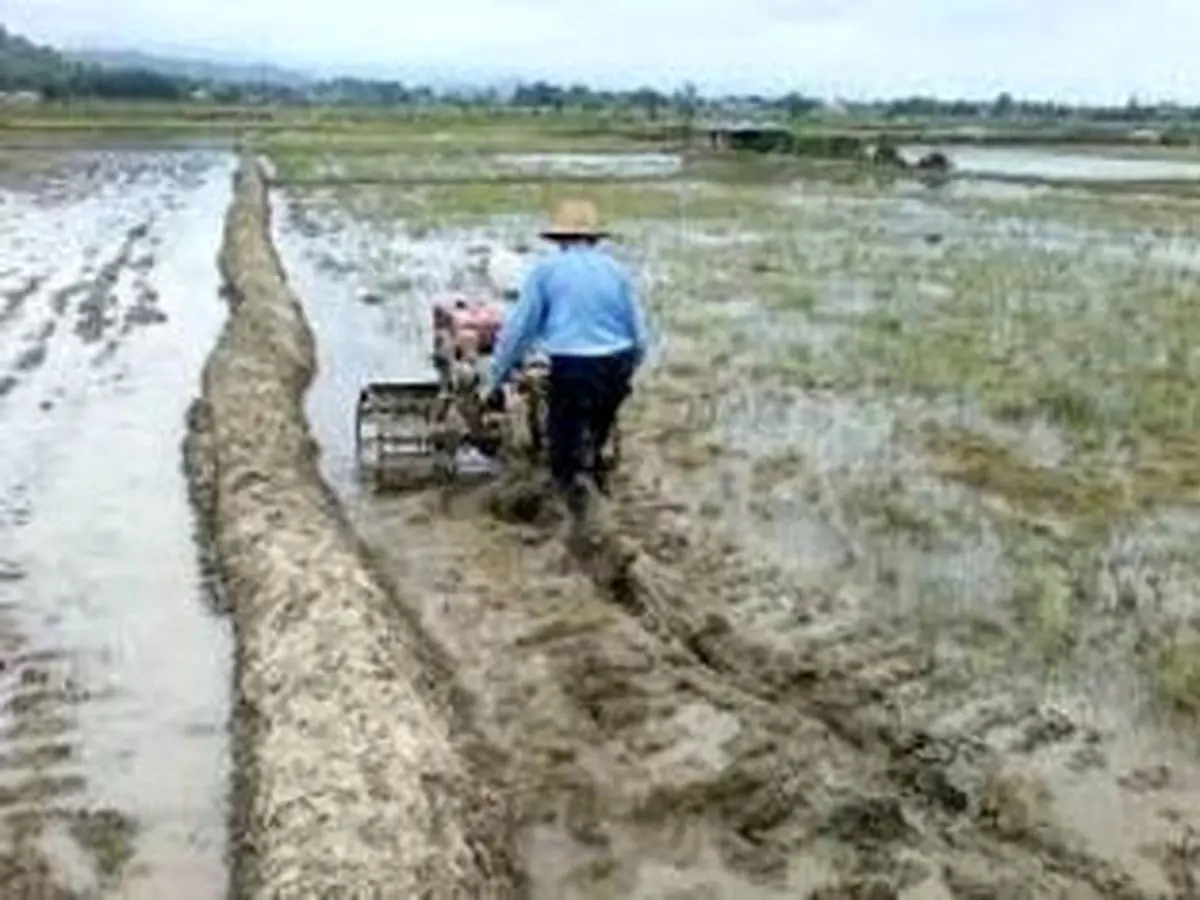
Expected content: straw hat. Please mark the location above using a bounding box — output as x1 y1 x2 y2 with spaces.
540 198 609 239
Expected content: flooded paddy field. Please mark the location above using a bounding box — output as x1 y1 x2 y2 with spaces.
6 119 1200 898
270 145 1200 896
0 147 234 897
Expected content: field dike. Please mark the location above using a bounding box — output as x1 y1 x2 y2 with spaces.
183 157 523 897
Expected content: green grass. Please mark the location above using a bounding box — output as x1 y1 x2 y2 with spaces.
1151 630 1200 717
751 225 1200 465
0 103 677 156
871 283 1200 446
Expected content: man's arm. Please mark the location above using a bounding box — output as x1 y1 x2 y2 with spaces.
489 264 547 388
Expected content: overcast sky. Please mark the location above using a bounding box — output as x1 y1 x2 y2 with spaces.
6 0 1199 102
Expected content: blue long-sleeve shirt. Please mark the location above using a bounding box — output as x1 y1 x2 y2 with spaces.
489 245 649 387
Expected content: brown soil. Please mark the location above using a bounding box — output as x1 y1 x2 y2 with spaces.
344 458 1166 896
183 158 523 897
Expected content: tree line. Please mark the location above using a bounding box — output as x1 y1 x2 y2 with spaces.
238 78 1200 125
0 26 182 99
2 23 1196 123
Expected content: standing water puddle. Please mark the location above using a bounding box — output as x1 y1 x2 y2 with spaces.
0 152 233 897
904 143 1200 182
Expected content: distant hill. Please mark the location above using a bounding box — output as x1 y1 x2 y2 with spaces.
0 23 74 89
68 48 313 88
0 24 195 99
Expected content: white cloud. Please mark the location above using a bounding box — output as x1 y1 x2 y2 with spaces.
6 0 1200 101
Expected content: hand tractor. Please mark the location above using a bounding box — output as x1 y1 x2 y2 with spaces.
354 291 621 491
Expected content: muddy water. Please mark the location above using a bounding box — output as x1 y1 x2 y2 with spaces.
0 152 233 896
903 143 1200 182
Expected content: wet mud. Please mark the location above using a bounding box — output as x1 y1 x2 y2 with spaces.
277 179 1200 897
0 151 234 897
184 157 521 897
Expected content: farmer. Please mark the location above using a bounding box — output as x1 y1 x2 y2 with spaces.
484 198 649 516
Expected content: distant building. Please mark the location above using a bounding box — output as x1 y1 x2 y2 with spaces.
705 120 794 152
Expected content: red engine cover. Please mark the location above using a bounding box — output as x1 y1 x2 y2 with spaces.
433 295 506 350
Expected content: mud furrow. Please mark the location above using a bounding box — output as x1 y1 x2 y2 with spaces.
184 157 522 897
561 465 1169 896
351 492 843 895
350 460 1144 896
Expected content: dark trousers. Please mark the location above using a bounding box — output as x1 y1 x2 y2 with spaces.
547 348 636 495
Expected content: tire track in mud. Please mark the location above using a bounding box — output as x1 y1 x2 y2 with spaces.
549 456 1194 897
184 157 522 898
393 461 1162 896
353 490 849 897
